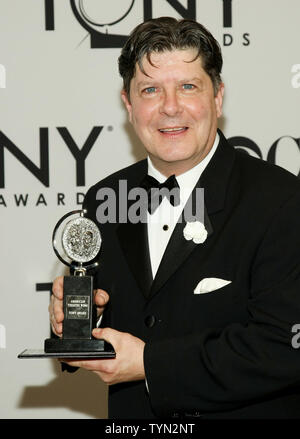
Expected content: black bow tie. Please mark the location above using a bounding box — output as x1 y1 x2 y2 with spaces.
140 174 180 214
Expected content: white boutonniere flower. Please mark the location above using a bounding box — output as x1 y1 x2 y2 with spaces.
183 221 208 244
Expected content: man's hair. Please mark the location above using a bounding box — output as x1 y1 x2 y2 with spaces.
118 17 223 97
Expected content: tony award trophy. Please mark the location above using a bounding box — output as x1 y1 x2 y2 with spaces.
18 209 115 359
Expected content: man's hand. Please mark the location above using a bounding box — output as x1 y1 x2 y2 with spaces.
49 276 109 337
60 327 146 385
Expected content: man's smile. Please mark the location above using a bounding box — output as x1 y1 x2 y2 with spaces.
158 126 189 135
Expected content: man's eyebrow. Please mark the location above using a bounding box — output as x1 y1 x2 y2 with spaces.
136 80 156 88
136 77 204 87
179 77 204 84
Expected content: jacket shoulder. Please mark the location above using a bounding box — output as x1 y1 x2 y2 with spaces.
235 149 300 198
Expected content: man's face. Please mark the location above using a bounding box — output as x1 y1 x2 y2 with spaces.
121 49 224 176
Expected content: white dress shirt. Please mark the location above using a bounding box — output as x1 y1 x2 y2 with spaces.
147 132 219 278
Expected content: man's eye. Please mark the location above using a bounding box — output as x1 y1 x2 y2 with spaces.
143 87 156 94
182 84 194 90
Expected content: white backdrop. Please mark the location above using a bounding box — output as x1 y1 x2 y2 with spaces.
0 0 299 419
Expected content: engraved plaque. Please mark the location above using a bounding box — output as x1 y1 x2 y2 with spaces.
66 296 90 320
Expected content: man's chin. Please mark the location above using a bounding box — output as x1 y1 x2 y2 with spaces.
149 153 198 172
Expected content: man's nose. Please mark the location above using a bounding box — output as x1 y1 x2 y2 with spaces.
159 90 183 117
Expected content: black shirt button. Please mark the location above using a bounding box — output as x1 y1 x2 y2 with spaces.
163 224 169 231
145 315 156 328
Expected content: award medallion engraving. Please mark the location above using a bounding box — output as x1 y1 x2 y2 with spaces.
62 217 101 263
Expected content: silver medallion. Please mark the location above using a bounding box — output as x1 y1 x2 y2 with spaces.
62 216 102 263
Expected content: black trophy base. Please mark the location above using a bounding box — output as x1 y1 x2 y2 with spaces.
44 337 115 357
18 338 116 359
45 337 114 353
18 348 115 359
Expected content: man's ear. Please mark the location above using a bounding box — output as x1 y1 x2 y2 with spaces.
215 83 224 118
121 90 133 123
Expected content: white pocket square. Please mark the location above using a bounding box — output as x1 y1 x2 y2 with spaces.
194 278 232 294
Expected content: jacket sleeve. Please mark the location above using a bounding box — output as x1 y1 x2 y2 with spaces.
144 190 300 417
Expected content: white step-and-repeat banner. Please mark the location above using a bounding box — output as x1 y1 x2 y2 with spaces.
0 0 299 419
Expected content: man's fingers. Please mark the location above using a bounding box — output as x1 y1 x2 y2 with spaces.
92 327 105 340
94 289 109 307
49 282 64 337
52 276 64 300
92 327 118 345
49 306 63 336
52 321 63 337
53 294 64 319
49 290 64 322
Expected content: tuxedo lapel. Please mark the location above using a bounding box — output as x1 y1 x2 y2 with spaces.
149 130 236 298
199 130 236 216
116 160 153 298
150 202 213 297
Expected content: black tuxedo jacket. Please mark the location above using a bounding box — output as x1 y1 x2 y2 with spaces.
83 130 300 419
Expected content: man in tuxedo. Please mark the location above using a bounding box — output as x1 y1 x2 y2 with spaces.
50 17 300 418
